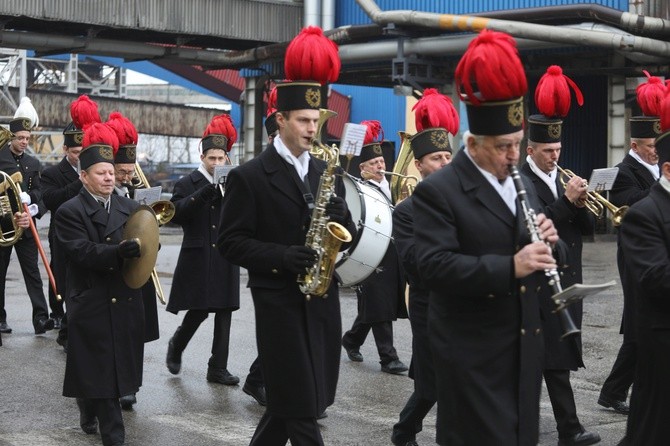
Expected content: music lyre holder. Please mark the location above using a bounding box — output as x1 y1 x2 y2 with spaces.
552 280 617 313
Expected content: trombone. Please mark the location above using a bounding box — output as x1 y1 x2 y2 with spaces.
555 165 628 227
133 162 175 304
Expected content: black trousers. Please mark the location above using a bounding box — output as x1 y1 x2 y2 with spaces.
392 391 435 444
544 369 583 438
173 309 232 369
600 338 636 402
342 315 398 364
0 237 48 324
77 397 124 446
249 411 323 446
246 356 264 387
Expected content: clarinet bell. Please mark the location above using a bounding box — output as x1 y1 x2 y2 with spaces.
557 308 580 339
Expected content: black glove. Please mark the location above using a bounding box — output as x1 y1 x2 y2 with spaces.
197 184 218 202
325 196 347 225
282 246 318 275
118 239 141 259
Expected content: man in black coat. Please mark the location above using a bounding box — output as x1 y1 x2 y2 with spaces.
617 129 670 446
598 114 660 415
523 114 600 446
165 114 242 387
341 137 408 375
0 98 53 335
41 121 84 347
218 80 356 446
391 126 452 446
55 122 145 446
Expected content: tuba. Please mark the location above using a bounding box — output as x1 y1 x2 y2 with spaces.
300 109 353 299
389 131 418 204
0 170 25 247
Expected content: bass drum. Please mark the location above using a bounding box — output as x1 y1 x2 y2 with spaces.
336 174 392 287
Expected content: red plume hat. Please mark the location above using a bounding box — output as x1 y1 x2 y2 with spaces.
80 122 119 170
411 88 460 158
107 112 139 163
631 71 666 139
65 95 101 148
358 120 385 163
201 114 237 153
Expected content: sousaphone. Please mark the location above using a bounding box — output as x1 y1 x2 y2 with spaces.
122 205 159 289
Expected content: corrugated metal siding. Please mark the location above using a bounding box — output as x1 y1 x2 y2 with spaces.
0 0 302 43
527 75 608 176
337 0 629 26
333 84 406 156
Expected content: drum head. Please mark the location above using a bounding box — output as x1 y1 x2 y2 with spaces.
122 205 159 289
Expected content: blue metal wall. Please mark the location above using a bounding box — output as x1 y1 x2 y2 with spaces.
333 84 406 154
337 0 628 26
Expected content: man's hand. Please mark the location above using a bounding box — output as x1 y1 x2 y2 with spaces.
282 245 318 275
118 238 141 259
564 174 588 207
325 196 347 225
514 242 556 278
13 211 30 229
535 213 558 247
19 191 31 205
197 184 218 202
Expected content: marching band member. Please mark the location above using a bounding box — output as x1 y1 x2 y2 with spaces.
218 26 355 445
391 88 457 446
107 111 159 411
617 93 670 446
341 119 409 375
0 97 52 335
42 95 97 350
55 121 144 446
598 72 664 415
165 114 241 386
412 30 558 445
523 66 600 446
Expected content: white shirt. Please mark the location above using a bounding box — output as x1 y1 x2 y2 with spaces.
629 148 660 180
367 177 392 201
526 155 558 200
274 135 311 181
198 164 214 184
464 148 517 215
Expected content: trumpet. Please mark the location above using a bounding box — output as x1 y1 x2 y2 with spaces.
555 165 628 227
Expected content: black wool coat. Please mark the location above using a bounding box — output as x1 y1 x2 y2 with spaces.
521 162 594 370
413 150 545 446
55 189 144 399
166 170 240 313
218 144 355 418
392 195 435 399
620 182 670 445
611 154 657 338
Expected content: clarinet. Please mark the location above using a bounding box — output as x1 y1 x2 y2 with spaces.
508 164 580 339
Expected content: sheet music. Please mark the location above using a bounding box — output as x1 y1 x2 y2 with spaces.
214 165 236 188
553 280 616 310
588 167 619 192
339 123 367 157
133 186 162 205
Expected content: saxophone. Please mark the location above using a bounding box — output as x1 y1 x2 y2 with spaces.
299 110 352 300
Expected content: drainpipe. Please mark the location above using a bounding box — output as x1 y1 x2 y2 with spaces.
322 0 336 31
304 0 320 27
355 0 670 59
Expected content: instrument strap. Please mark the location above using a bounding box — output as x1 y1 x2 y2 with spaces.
282 159 315 210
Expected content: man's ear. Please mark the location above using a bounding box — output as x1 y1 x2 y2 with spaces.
662 161 670 177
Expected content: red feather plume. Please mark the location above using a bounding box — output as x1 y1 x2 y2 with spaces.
636 70 666 116
360 120 384 145
267 86 277 117
70 95 101 130
106 112 138 146
534 65 584 118
660 94 670 133
82 122 120 156
284 26 340 85
412 88 459 134
203 114 238 152
455 30 527 105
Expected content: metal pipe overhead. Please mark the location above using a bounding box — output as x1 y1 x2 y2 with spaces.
355 0 670 59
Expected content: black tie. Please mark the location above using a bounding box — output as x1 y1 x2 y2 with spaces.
98 200 106 208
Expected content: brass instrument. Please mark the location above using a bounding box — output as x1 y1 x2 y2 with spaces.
309 109 338 162
361 169 419 203
300 109 353 299
0 170 25 246
390 131 418 204
132 162 175 304
556 165 628 227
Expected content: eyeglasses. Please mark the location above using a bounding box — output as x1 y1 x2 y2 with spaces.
116 169 135 177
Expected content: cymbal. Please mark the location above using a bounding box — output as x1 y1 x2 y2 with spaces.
122 204 159 289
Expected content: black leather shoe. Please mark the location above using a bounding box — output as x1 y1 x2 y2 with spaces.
56 331 67 352
0 321 11 334
597 396 630 415
243 381 267 406
53 317 62 330
558 430 601 446
381 359 409 375
34 318 55 334
342 341 363 362
166 337 182 375
120 393 137 410
76 398 98 435
207 367 240 385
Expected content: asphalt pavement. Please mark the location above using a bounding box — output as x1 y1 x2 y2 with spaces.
0 215 629 445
